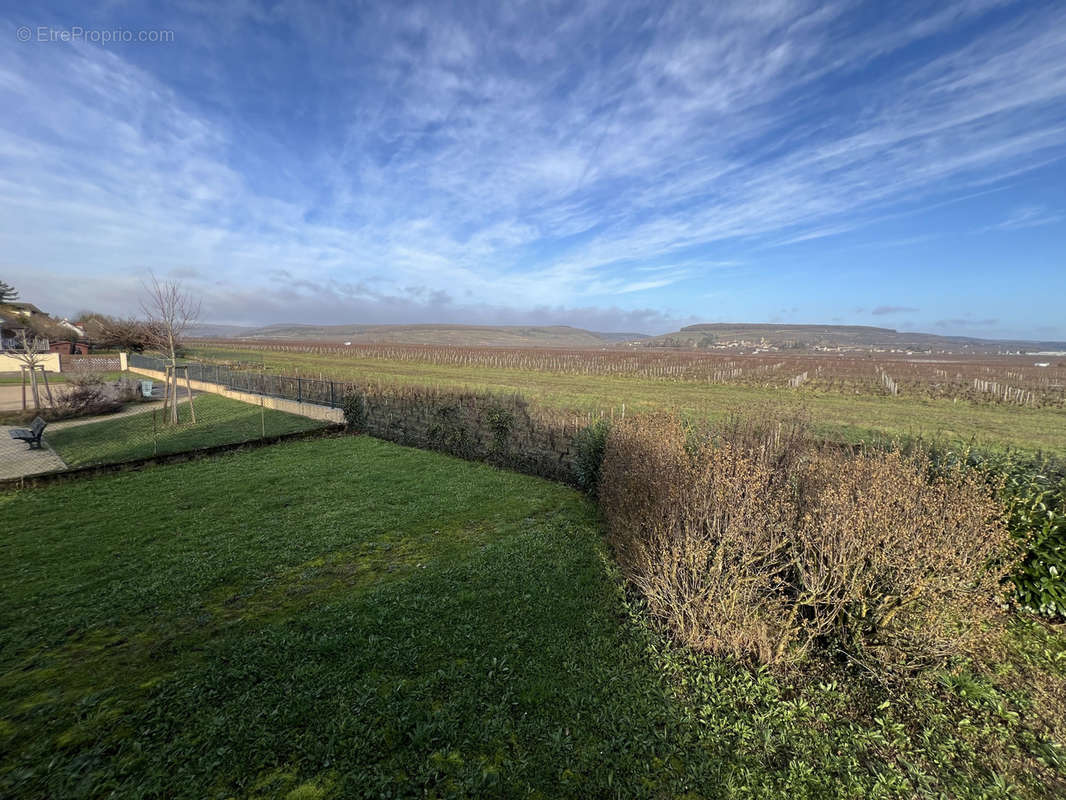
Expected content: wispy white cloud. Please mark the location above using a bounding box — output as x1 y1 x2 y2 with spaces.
981 205 1063 231
861 234 941 249
0 1 1065 329
871 305 920 315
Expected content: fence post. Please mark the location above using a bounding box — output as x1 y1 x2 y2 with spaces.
297 377 302 403
330 380 335 408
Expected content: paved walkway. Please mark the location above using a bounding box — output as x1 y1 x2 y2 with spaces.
0 430 66 479
0 384 57 412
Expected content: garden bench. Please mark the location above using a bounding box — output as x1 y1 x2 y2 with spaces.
9 417 47 450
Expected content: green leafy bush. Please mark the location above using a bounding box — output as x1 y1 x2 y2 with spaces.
573 418 611 495
427 403 475 458
926 446 1066 619
341 391 367 432
996 457 1066 617
485 405 514 463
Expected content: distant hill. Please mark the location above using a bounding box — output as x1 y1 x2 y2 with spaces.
189 323 652 348
592 331 652 343
630 323 1066 354
187 320 1065 353
184 323 255 338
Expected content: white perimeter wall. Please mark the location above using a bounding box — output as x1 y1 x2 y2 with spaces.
0 353 61 372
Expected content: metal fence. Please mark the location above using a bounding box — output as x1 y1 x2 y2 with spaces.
3 354 579 484
128 353 346 408
1 366 331 483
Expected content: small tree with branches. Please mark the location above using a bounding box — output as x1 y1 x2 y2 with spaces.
80 313 156 352
140 272 201 425
11 329 53 411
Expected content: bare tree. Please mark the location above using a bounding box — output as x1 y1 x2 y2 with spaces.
140 272 201 424
11 329 53 411
81 313 155 352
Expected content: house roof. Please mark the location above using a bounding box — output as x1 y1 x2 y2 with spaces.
0 310 28 330
5 302 41 314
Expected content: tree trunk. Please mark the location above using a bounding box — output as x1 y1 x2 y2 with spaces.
28 367 41 411
168 332 178 425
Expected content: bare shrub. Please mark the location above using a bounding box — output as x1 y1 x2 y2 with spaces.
791 449 1012 669
599 412 1014 673
114 377 144 404
54 374 122 420
600 414 798 663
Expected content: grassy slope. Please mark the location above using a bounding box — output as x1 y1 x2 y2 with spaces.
47 393 325 467
2 437 1064 798
191 348 1066 454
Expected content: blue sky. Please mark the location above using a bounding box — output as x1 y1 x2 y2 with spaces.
2 0 1065 338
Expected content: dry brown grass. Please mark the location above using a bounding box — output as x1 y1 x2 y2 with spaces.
600 412 1015 673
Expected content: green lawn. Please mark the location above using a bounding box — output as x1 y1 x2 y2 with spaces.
1 437 1063 798
189 347 1066 455
47 393 327 467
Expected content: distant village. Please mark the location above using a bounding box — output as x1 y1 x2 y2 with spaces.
0 282 159 361
0 300 89 356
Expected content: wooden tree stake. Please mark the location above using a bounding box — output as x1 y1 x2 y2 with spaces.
183 367 196 423
39 367 55 407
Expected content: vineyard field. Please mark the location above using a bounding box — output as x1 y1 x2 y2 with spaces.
186 340 1066 454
